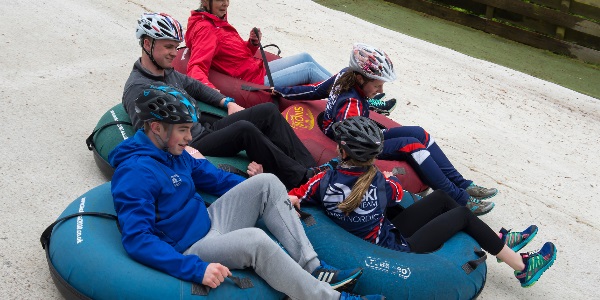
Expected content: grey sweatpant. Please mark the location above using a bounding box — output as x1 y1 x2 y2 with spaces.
184 173 341 300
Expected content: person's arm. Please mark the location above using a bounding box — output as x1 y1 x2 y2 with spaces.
112 164 209 283
288 171 327 205
246 28 260 54
123 81 154 130
383 172 404 206
188 154 245 196
274 73 337 100
334 97 364 122
186 23 219 89
176 71 226 109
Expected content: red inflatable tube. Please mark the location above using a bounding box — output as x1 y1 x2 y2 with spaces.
282 101 429 194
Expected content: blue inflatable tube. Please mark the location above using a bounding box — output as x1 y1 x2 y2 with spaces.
40 182 284 300
299 191 488 299
42 183 486 299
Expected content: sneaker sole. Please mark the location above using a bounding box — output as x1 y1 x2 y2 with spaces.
521 246 557 288
330 270 363 291
497 227 538 263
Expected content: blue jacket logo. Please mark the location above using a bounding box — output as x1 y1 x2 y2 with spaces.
171 174 182 187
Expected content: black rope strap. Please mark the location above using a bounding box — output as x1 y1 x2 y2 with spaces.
85 120 132 150
462 248 488 275
191 276 254 296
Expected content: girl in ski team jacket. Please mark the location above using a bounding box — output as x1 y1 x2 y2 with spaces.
277 43 499 216
288 116 557 288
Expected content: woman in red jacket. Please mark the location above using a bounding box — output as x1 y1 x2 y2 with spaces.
186 0 332 89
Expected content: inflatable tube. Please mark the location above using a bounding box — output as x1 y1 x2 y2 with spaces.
300 202 487 299
86 103 251 181
281 101 429 194
174 47 281 109
40 182 284 300
42 182 485 300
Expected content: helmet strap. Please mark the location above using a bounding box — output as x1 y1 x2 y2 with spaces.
142 38 164 71
152 123 172 152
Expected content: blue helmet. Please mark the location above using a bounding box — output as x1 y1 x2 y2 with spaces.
135 85 200 124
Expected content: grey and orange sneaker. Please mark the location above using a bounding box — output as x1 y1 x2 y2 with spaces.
497 225 538 262
515 242 557 287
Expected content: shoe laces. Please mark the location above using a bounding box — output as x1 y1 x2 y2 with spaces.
368 98 386 107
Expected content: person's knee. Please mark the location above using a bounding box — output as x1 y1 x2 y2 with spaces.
297 52 313 62
250 173 287 194
241 228 280 251
232 120 261 136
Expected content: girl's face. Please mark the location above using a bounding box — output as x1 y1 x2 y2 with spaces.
361 79 385 99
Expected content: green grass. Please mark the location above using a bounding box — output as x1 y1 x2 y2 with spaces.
314 0 600 100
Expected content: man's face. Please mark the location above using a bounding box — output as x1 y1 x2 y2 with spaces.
162 123 193 156
145 39 180 69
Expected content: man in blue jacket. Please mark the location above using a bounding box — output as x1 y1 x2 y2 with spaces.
109 84 384 300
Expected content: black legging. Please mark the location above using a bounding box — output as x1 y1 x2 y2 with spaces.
391 190 504 255
192 103 316 189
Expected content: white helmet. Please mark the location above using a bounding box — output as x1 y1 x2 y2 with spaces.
349 43 396 82
136 12 183 42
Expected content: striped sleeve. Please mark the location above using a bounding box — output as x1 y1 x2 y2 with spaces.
288 171 327 205
336 97 363 122
385 175 404 205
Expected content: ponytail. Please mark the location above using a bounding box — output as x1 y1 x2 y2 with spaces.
338 158 378 214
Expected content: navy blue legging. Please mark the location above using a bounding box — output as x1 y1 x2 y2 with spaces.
378 126 472 205
391 190 504 255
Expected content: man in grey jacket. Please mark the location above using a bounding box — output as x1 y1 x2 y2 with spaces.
123 12 337 189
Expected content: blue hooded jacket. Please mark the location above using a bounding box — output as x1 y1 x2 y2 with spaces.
109 129 245 283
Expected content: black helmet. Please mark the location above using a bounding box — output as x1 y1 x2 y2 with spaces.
135 85 200 124
332 116 383 162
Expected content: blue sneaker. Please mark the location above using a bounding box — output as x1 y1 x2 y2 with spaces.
497 225 538 262
514 242 557 287
311 260 363 291
306 158 340 178
340 291 386 300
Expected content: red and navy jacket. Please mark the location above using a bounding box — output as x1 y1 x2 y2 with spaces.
288 166 410 251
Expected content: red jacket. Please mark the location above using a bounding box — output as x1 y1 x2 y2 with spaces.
186 10 265 88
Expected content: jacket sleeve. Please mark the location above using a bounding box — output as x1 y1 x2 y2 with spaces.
176 71 225 108
122 82 146 130
275 73 337 100
112 163 209 283
186 22 218 89
334 97 363 122
189 157 245 195
288 171 326 205
384 175 404 206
